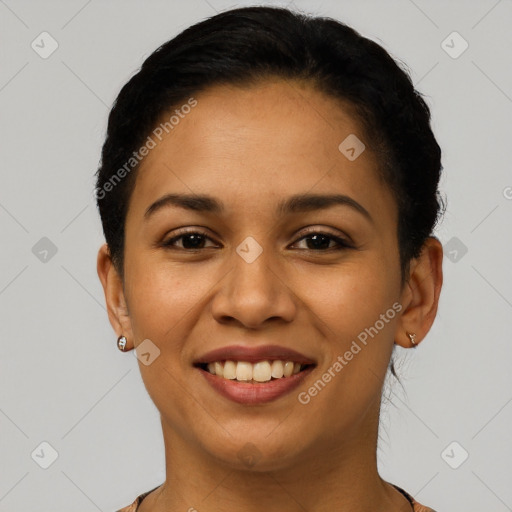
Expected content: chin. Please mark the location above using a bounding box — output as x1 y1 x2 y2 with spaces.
199 430 310 473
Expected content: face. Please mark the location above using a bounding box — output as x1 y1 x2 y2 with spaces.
111 79 408 470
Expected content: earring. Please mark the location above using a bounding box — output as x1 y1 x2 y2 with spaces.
117 335 127 351
407 332 417 346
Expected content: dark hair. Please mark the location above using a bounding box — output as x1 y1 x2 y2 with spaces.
95 5 444 286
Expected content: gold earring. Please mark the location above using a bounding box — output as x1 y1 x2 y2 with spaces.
407 332 417 346
117 335 127 351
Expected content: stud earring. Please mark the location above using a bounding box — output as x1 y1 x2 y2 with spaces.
407 332 417 346
117 335 127 351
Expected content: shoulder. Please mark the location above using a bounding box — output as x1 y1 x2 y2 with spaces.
412 501 438 512
115 498 138 512
392 484 438 512
115 485 161 512
409 492 438 512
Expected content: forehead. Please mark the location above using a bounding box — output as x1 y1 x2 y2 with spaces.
128 78 395 223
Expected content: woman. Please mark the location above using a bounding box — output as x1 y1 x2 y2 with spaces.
95 6 444 511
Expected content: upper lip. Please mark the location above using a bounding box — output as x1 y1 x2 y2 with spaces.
194 344 317 365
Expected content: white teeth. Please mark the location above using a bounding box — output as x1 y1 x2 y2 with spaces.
253 361 272 382
271 360 284 378
203 360 307 382
283 361 294 377
223 360 237 380
214 361 223 376
236 361 253 381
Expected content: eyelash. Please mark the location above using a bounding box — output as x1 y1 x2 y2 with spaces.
161 228 354 252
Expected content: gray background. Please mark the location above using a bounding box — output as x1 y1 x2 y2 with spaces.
1 0 511 510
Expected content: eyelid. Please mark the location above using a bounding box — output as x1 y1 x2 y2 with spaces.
161 226 353 251
162 227 217 248
291 226 354 246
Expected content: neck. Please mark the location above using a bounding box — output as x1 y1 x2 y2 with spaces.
142 400 411 512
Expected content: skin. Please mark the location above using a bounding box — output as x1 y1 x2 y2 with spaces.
97 78 443 512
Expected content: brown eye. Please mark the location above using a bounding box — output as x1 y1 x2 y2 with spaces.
162 231 217 250
161 229 352 252
292 232 353 251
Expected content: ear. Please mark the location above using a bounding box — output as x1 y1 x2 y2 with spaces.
395 236 443 348
97 243 134 349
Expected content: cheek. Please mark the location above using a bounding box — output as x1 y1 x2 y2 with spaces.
125 262 204 343
122 260 209 425
305 254 400 398
122 216 199 339
309 254 399 337
297 278 398 436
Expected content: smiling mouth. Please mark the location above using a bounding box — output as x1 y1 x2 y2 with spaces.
195 360 315 383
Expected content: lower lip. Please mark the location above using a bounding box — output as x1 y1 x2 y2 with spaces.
197 366 315 405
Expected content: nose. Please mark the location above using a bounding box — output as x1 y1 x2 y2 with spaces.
211 246 297 329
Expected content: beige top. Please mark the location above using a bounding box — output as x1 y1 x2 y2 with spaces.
116 483 438 511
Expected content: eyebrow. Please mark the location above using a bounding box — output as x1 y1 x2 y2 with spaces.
144 192 373 223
